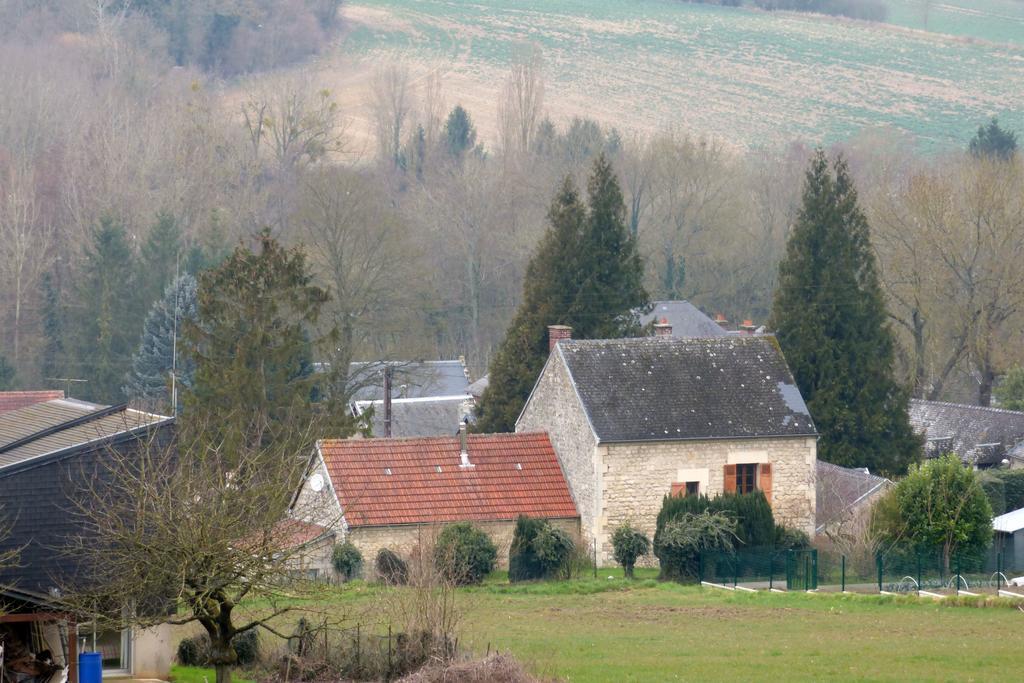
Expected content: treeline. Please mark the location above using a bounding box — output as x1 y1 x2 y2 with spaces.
675 0 887 22
0 30 1020 408
0 0 343 76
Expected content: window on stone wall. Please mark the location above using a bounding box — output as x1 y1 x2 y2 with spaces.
735 463 757 494
670 481 701 497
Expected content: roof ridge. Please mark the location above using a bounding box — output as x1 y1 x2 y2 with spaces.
322 431 549 445
912 398 1024 416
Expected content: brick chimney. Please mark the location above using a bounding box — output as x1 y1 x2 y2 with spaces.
548 325 572 352
714 313 729 330
653 317 673 337
739 319 757 335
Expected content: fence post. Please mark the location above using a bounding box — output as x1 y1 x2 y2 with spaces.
876 554 883 593
997 553 1003 590
916 554 922 596
812 550 818 590
956 556 961 596
769 552 774 591
593 543 597 580
734 554 738 588
803 553 809 591
786 550 792 590
387 624 393 681
841 555 846 593
699 552 704 583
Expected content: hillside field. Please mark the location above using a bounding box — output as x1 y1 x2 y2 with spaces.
301 0 1024 153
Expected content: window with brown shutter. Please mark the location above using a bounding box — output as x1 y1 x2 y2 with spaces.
670 482 701 497
735 463 757 494
671 482 686 497
759 463 773 505
724 464 737 493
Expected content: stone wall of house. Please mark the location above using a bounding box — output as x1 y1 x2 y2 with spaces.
596 437 817 566
293 454 343 528
347 517 581 578
516 350 598 538
288 534 337 580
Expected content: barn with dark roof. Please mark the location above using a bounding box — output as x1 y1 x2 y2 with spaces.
516 328 818 564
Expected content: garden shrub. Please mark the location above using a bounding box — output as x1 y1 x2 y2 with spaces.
176 630 259 666
508 516 576 582
980 471 1006 516
773 525 810 551
611 523 650 578
332 541 363 581
655 491 774 548
434 522 497 585
376 547 409 585
654 510 738 581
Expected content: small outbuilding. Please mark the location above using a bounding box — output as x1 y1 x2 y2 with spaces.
993 507 1024 572
292 428 579 577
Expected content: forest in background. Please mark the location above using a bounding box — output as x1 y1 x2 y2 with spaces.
0 1 1021 409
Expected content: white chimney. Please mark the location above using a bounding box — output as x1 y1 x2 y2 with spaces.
459 420 474 468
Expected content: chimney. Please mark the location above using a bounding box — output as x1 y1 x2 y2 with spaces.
382 365 393 437
653 317 673 337
739 319 757 335
548 324 572 353
458 420 474 468
714 313 729 330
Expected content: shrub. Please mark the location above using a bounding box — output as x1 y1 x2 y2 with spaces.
434 523 497 585
655 491 774 548
611 523 650 578
176 630 259 667
654 510 738 581
980 471 1007 516
774 525 811 551
996 469 1024 512
508 516 576 582
376 548 409 585
332 541 363 581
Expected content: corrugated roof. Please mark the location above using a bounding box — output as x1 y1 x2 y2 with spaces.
638 301 729 338
0 399 171 470
0 390 65 414
994 507 1024 534
551 336 816 443
348 360 471 401
319 432 578 527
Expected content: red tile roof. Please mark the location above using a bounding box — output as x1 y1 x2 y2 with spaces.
274 518 333 549
319 432 578 527
0 391 65 414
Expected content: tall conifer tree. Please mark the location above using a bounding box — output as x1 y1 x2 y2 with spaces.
476 155 647 432
769 151 920 475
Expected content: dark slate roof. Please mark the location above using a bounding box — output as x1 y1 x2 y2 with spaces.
348 360 471 401
468 374 489 398
553 336 816 443
909 399 1024 466
815 461 890 532
0 399 171 470
639 300 729 338
354 397 474 438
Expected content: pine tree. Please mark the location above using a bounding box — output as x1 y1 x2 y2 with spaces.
124 274 198 410
73 217 143 403
183 230 357 457
0 354 15 390
475 155 647 432
969 117 1017 161
139 212 183 307
769 150 921 475
443 105 477 159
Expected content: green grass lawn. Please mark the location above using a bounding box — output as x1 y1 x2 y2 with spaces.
168 665 254 683
222 574 1023 682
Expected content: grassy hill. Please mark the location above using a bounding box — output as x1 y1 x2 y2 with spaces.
336 0 1024 151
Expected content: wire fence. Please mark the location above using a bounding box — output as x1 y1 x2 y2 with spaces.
693 544 1024 595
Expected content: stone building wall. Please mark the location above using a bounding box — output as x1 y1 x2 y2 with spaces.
293 453 343 528
596 437 817 566
348 517 581 578
516 350 599 536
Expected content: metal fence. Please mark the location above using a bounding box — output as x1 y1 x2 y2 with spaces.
694 544 1024 595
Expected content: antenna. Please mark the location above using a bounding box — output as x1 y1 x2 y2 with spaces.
170 250 180 417
46 377 88 397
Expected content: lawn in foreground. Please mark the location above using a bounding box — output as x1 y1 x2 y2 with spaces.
452 581 1021 681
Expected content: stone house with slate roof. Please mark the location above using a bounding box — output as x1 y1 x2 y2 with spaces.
909 399 1024 469
291 429 579 577
516 328 818 564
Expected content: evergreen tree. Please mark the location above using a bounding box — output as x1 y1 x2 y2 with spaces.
139 212 183 307
0 354 15 390
769 151 920 475
39 271 65 384
442 105 477 159
73 217 143 403
475 155 647 432
994 365 1024 411
125 274 198 410
968 117 1017 161
183 230 357 457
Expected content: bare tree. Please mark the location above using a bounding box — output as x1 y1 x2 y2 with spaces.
371 63 414 168
497 47 545 158
62 417 344 683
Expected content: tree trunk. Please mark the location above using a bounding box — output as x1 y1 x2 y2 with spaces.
215 663 231 683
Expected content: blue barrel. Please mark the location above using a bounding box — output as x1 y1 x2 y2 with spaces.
78 651 102 683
